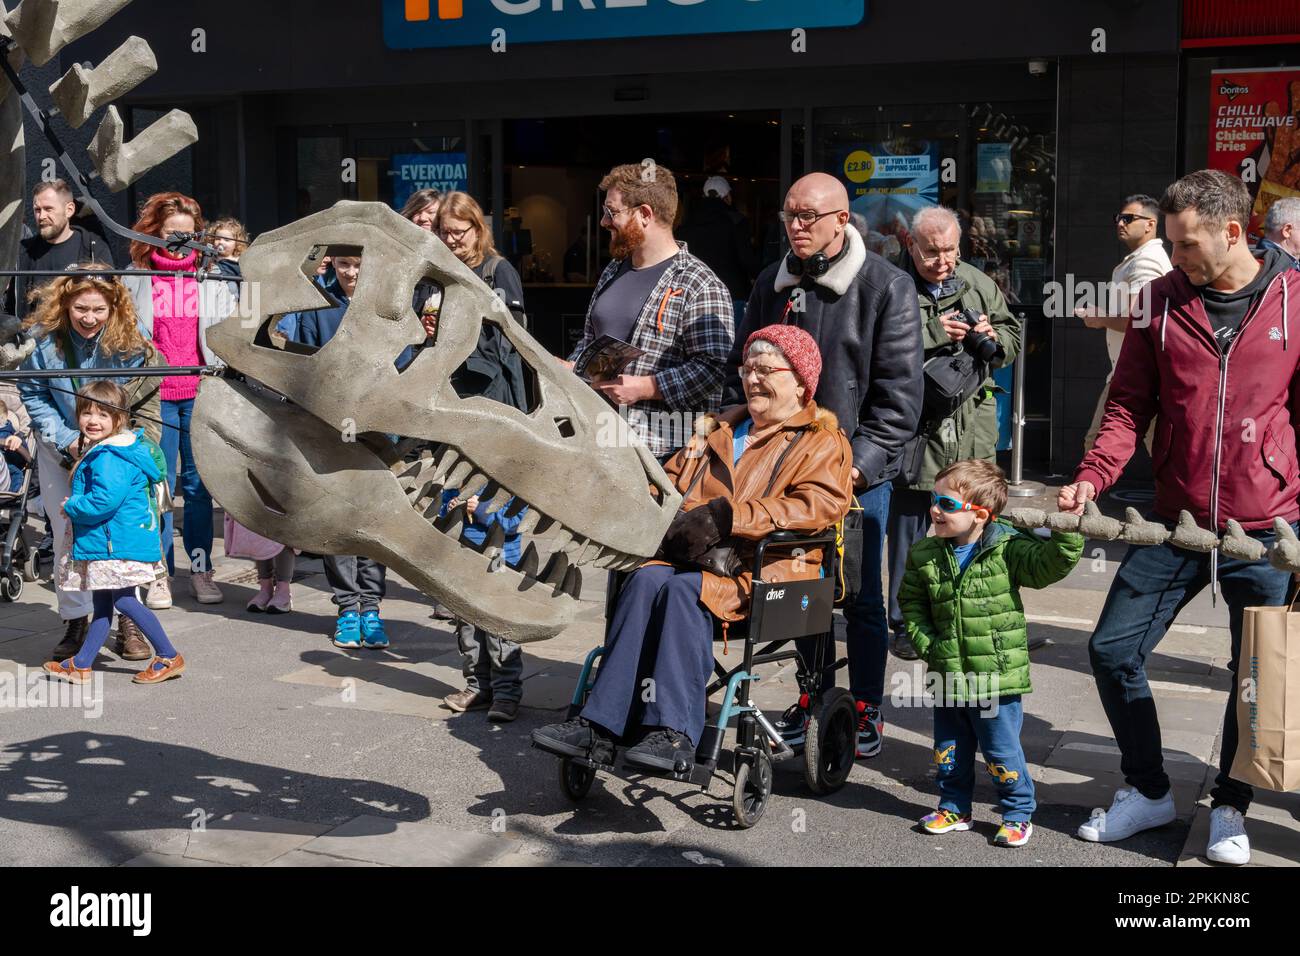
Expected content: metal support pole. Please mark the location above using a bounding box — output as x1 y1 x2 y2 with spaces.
1008 311 1045 498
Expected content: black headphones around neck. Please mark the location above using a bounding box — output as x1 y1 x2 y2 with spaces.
786 236 847 279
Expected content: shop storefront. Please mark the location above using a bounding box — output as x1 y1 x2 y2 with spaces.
63 0 1186 474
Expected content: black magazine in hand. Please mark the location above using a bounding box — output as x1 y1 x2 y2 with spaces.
572 334 646 383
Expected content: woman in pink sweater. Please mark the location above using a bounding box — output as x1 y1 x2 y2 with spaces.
124 193 235 609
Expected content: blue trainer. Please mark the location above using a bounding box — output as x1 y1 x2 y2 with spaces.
332 610 362 649
360 609 390 649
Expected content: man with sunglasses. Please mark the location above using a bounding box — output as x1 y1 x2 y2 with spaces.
1075 194 1172 451
726 172 923 760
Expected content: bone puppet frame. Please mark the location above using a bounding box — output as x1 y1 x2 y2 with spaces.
1 0 204 371
1002 502 1300 575
193 201 681 644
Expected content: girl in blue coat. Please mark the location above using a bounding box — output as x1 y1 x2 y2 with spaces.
44 381 185 685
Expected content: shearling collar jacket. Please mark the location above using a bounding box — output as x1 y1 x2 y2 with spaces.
654 401 854 622
727 226 924 488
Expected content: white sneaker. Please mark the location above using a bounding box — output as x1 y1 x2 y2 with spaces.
1206 806 1251 865
145 578 173 610
190 571 224 604
1077 787 1176 842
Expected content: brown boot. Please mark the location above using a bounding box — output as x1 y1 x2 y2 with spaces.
50 617 89 662
114 616 153 661
444 688 492 712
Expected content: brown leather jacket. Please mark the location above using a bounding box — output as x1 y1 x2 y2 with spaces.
656 401 854 622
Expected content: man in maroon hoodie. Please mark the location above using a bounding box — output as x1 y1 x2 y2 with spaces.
1059 169 1300 865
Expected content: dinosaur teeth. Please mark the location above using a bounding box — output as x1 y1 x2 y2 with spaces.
562 565 582 600
541 551 570 587
463 471 489 495
518 542 540 578
550 526 574 552
482 522 506 557
444 459 474 489
516 510 542 536
430 446 461 481
435 501 467 538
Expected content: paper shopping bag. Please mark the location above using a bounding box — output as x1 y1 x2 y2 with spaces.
1230 602 1300 791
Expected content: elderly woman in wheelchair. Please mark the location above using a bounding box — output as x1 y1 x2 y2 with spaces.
532 324 854 779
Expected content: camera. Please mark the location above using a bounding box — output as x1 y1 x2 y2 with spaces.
955 307 1005 365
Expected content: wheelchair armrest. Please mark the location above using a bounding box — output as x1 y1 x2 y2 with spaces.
751 529 837 578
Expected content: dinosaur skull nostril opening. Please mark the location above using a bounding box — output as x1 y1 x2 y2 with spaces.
554 417 575 438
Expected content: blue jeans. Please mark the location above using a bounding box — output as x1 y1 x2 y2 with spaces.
1088 526 1293 814
581 565 714 746
160 397 214 575
933 696 1035 821
843 480 892 705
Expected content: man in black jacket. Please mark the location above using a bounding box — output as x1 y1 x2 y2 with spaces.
3 180 115 320
726 172 923 760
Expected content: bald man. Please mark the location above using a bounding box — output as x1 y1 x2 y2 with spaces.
725 172 923 760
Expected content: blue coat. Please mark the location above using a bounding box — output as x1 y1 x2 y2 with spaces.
439 488 527 566
286 295 350 348
64 433 165 562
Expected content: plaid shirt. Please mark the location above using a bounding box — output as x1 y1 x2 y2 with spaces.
570 242 734 457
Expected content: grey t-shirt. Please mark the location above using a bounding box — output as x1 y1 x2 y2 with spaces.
589 256 674 343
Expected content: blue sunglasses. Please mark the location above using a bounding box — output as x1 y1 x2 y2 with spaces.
931 493 992 517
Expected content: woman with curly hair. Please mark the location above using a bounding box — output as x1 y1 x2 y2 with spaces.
122 192 235 609
18 266 168 663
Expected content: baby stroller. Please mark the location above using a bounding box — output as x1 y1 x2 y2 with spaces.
0 429 38 601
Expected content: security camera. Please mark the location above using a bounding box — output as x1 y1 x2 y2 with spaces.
1028 58 1050 77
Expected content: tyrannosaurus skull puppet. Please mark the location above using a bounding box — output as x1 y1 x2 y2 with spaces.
191 201 680 643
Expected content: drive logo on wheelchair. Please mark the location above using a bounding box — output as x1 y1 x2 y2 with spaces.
766 589 786 601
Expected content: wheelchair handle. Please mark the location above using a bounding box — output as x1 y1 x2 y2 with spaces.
751 530 837 578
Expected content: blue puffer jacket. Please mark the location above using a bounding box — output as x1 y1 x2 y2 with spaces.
64 432 165 562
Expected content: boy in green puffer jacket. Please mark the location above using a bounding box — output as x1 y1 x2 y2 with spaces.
899 459 1082 848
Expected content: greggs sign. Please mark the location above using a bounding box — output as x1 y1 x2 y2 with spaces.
385 0 865 48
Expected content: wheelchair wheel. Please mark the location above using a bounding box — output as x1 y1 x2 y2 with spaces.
803 687 857 795
559 758 596 802
0 569 21 602
732 745 773 829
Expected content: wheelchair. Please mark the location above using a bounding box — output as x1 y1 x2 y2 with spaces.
537 529 858 829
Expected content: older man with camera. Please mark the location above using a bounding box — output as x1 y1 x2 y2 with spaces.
886 206 1021 660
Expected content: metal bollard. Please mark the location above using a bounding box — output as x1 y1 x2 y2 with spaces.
1007 312 1045 498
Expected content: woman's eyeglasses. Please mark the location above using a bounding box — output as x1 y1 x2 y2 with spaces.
738 363 794 381
440 224 473 241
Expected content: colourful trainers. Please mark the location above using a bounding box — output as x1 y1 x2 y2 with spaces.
359 609 389 649
920 809 973 834
855 700 883 759
994 820 1033 847
332 610 362 648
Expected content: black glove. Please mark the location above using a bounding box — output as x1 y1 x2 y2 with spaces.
660 498 733 564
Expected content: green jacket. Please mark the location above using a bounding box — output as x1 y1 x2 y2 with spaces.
899 520 1083 702
899 257 1022 489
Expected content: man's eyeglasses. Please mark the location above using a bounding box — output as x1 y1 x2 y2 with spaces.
1114 213 1154 226
778 209 845 226
738 362 794 381
602 204 642 222
916 247 961 267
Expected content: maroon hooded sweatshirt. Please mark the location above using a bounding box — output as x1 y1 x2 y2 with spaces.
1075 248 1300 533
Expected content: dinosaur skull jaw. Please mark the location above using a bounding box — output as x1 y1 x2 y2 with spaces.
191 201 681 641
194 375 644 643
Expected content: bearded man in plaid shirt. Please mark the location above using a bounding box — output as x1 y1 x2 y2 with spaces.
566 162 734 458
